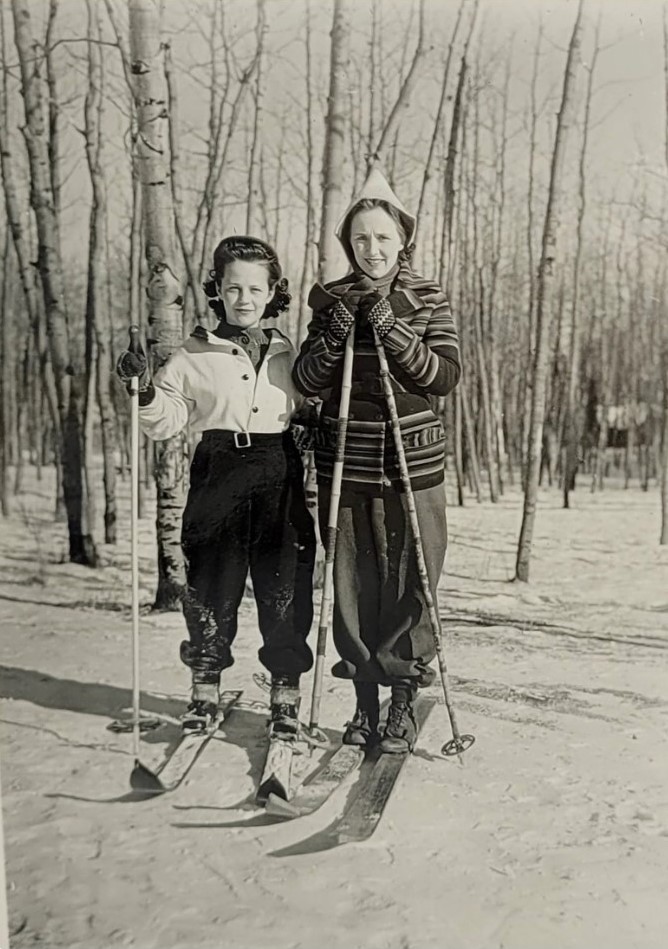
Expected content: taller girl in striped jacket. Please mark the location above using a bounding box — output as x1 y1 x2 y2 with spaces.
293 169 461 755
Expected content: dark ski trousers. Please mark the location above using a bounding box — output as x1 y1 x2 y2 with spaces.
180 430 316 685
318 481 447 687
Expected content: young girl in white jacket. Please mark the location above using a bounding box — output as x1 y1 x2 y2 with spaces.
117 237 315 735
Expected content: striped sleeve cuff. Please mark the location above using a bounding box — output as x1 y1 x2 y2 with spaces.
293 332 346 395
382 317 445 389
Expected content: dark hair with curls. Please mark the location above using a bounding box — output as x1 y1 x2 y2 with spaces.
202 235 291 321
341 199 416 265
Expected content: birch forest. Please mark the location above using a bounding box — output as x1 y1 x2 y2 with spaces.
1 0 668 593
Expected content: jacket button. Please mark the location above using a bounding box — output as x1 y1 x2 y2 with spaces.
242 374 250 381
252 406 259 413
241 335 249 344
232 348 239 355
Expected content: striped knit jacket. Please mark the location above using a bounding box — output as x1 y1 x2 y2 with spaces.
293 263 461 493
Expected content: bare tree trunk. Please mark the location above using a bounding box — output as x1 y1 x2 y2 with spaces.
367 0 378 161
318 0 351 283
85 0 117 544
130 0 187 609
14 331 28 494
563 21 600 508
476 270 500 501
522 18 544 482
163 41 204 326
297 0 317 340
246 0 267 233
12 0 98 565
516 0 585 582
0 0 60 480
45 0 61 219
0 230 12 516
661 350 668 544
453 383 465 506
195 48 260 288
660 7 668 544
439 54 467 295
414 0 468 245
368 0 430 172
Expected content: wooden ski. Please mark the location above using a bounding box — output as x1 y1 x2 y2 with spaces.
131 690 242 795
268 695 435 853
256 736 296 803
264 742 364 817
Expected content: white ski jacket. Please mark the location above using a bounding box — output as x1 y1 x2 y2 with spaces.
138 326 302 442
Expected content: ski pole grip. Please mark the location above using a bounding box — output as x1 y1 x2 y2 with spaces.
128 324 143 357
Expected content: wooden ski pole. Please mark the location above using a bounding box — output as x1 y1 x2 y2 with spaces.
126 326 163 793
308 329 356 737
373 331 474 757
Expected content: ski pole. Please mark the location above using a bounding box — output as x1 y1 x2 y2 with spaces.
308 329 356 738
129 325 142 764
373 331 474 757
126 325 163 794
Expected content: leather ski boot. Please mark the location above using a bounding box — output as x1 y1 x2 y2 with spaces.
379 682 418 754
269 676 300 741
181 678 220 735
343 681 380 748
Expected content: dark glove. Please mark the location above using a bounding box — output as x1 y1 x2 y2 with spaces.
325 299 355 344
365 297 396 339
290 421 316 454
116 350 148 383
116 350 155 404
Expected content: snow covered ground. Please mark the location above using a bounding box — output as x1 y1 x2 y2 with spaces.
1 468 667 949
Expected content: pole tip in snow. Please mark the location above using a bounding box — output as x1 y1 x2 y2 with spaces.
441 734 475 757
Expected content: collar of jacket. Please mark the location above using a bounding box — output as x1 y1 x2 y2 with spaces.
308 267 424 316
190 324 291 354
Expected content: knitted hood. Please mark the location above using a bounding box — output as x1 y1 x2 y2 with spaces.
335 167 417 266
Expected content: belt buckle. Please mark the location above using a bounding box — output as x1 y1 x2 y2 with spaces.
233 431 251 449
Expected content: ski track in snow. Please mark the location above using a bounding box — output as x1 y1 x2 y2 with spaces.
2 471 668 948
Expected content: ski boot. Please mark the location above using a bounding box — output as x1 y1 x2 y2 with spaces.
181 679 220 735
379 682 418 754
268 676 301 741
343 681 380 748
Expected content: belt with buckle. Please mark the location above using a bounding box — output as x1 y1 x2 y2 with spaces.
233 431 252 448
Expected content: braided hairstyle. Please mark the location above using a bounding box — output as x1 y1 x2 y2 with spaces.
341 198 416 265
202 235 291 321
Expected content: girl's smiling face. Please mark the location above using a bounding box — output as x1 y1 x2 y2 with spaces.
349 207 404 279
218 260 274 328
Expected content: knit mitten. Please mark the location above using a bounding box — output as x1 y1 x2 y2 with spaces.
366 298 396 339
326 300 355 344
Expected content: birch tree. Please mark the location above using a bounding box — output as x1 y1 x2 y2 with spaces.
414 0 468 247
516 0 585 581
318 0 351 282
11 0 98 564
368 0 430 173
563 19 600 508
297 0 318 340
84 0 118 544
129 0 187 608
246 0 267 233
660 6 668 544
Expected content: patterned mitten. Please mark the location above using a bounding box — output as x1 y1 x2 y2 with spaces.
366 298 396 339
326 300 355 343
